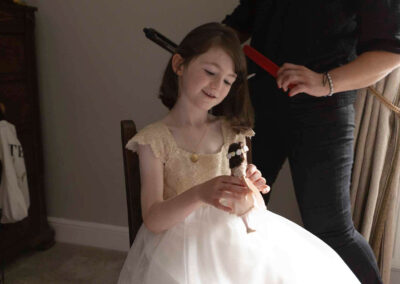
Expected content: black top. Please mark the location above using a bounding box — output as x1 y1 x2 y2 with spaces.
223 0 400 105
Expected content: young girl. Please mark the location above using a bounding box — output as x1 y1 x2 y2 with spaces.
118 23 360 284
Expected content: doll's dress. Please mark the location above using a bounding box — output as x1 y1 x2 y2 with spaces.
118 118 360 284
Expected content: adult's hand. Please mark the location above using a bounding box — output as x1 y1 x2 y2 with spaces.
276 63 330 97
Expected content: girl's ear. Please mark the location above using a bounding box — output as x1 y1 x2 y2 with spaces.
172 53 184 76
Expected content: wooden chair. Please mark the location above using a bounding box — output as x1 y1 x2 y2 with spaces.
120 119 253 246
120 120 142 246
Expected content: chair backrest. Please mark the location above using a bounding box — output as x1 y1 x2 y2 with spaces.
120 120 142 246
120 119 253 246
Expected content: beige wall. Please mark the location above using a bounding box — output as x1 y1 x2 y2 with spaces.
25 0 302 227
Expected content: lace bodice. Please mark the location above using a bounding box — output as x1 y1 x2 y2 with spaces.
126 118 254 200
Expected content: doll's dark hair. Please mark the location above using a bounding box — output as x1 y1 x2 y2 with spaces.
228 142 245 169
158 22 254 131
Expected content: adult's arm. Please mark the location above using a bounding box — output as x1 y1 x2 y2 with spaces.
329 51 400 94
277 51 400 97
277 0 400 97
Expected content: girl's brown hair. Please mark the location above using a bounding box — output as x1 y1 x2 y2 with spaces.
158 22 254 131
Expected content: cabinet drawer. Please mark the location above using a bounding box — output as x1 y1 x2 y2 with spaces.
0 9 24 33
0 34 25 74
0 81 30 127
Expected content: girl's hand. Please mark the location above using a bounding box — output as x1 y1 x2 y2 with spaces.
246 164 270 194
196 175 250 212
276 63 330 97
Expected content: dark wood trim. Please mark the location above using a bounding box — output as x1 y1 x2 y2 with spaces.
0 1 54 265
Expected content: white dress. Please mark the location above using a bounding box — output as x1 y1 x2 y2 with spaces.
118 119 360 284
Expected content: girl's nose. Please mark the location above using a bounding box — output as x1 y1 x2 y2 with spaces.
210 77 223 90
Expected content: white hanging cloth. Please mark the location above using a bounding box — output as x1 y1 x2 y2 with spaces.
0 120 30 223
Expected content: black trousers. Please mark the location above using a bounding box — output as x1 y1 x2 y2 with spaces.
249 75 382 284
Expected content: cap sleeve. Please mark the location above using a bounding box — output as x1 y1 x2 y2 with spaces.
239 128 255 139
237 128 255 149
356 0 400 54
223 119 255 146
125 122 168 163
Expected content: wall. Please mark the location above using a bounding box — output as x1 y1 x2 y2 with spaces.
24 0 302 228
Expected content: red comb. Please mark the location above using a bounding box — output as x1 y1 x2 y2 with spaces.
243 45 279 78
243 45 294 93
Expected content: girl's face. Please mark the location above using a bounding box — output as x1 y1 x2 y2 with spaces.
173 46 237 111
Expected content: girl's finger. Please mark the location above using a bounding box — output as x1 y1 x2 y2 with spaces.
249 170 262 181
222 185 251 195
246 164 257 177
254 177 266 187
222 175 246 186
261 185 270 194
215 199 233 212
255 182 268 193
220 190 246 200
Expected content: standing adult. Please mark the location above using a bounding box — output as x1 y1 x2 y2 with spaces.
223 1 400 283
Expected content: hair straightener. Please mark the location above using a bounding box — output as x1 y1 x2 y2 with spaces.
143 27 279 79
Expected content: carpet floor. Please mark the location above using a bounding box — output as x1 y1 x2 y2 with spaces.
4 243 400 284
3 242 127 284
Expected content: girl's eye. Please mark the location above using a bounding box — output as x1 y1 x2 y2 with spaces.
204 69 233 85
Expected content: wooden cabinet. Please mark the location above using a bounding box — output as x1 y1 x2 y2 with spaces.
0 0 54 263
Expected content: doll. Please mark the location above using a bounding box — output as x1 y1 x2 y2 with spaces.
221 142 266 233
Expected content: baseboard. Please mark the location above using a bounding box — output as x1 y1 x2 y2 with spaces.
393 224 400 271
391 268 400 284
393 257 400 271
48 217 130 252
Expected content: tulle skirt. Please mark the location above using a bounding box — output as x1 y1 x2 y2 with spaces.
118 205 360 284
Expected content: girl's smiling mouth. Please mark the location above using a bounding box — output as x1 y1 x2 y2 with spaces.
203 90 216 98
